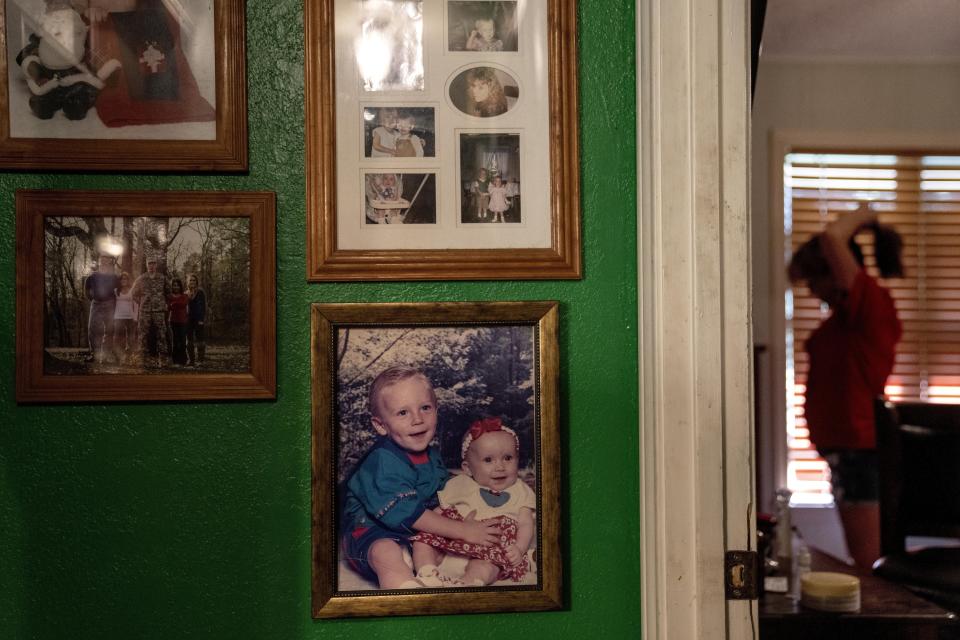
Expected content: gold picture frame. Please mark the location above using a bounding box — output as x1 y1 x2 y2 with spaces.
0 0 247 171
305 0 580 280
15 189 276 402
311 301 561 617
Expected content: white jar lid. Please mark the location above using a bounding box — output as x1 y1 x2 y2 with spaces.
800 571 861 612
800 571 860 598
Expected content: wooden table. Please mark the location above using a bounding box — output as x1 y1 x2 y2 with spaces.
759 547 959 639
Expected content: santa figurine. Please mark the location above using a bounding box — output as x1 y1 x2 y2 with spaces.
15 6 120 120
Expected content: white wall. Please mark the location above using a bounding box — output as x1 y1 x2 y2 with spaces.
751 60 960 511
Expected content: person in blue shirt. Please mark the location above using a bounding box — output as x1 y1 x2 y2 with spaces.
84 253 119 362
341 365 501 589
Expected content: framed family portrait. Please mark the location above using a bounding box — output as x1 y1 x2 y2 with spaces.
15 189 276 403
305 0 580 280
311 301 561 618
0 0 247 171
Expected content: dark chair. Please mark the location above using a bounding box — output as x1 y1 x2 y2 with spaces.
874 399 960 612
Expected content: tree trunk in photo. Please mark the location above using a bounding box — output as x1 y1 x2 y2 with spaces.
144 218 170 273
121 217 135 276
45 286 68 348
337 329 351 369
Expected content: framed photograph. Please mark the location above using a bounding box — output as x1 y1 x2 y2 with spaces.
15 189 276 403
311 301 561 618
447 65 519 118
0 0 247 171
447 1 519 53
362 105 436 158
362 170 438 224
305 0 580 281
458 130 520 223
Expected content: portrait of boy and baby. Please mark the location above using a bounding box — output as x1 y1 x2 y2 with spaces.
335 327 539 590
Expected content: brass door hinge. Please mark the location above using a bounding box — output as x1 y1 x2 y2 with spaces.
725 550 759 600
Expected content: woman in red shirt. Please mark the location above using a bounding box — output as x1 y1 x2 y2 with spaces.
167 277 190 366
788 203 904 570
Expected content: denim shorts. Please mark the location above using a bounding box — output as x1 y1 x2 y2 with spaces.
341 523 408 582
821 449 879 504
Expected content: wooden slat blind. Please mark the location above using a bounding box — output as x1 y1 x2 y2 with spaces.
784 153 960 500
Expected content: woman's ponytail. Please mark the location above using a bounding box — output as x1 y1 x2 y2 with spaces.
870 223 905 279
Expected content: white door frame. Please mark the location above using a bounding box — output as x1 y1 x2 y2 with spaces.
637 0 756 638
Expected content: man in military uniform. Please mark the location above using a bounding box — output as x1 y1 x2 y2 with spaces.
131 254 170 365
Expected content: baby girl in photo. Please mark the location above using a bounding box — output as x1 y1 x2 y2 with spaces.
365 173 409 224
412 417 536 586
486 175 509 223
466 17 503 52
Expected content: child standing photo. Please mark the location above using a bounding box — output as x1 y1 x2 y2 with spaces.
369 108 398 157
486 174 510 223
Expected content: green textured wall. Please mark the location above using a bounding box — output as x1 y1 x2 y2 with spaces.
0 1 638 637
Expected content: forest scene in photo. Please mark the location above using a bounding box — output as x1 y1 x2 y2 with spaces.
43 215 251 375
334 324 539 590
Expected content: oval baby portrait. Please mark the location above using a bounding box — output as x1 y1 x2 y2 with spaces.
447 66 519 118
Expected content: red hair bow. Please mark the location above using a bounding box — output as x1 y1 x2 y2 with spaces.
461 417 519 460
468 417 504 440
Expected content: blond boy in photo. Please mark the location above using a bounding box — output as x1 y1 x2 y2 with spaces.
340 366 501 589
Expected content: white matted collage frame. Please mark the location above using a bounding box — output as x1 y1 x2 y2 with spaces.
306 0 580 281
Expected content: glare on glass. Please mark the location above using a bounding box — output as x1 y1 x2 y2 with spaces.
357 0 424 92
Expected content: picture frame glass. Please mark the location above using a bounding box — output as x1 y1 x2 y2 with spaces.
16 190 275 403
5 0 217 141
357 0 424 92
43 215 249 375
334 324 541 592
311 301 561 617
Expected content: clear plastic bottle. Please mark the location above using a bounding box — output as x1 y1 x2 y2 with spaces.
774 489 793 581
793 543 811 599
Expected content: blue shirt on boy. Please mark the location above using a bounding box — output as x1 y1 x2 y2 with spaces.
341 437 448 578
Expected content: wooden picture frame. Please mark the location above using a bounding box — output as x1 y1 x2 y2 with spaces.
0 0 247 171
305 0 580 280
311 301 561 617
16 189 275 402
